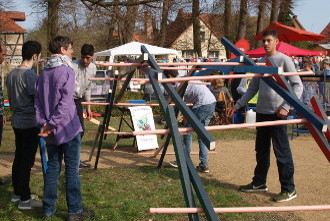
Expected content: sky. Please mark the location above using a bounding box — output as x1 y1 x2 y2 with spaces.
11 0 330 34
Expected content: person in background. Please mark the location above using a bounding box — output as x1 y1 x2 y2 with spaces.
182 83 216 173
6 41 43 210
72 44 97 168
164 70 216 172
0 41 7 186
208 78 233 124
322 59 330 75
0 42 6 147
302 60 314 72
292 56 299 70
35 36 95 220
228 30 303 203
209 78 234 103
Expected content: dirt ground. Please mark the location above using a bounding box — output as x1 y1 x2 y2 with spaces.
0 135 329 221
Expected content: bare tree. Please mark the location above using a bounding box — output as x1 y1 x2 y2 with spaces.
158 0 170 46
236 0 248 41
270 0 280 23
223 0 231 38
123 0 139 43
80 0 161 8
0 0 15 10
47 0 61 48
192 0 202 57
255 0 266 47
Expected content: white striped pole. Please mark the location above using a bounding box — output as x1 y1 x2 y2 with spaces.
149 205 330 213
95 61 267 67
88 118 317 136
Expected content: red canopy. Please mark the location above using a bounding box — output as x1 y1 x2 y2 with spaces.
230 39 250 59
246 42 325 58
254 22 326 42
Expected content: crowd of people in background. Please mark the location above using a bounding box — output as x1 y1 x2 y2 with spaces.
293 55 330 73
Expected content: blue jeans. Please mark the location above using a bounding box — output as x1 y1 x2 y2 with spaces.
183 103 215 166
253 113 295 192
43 134 83 215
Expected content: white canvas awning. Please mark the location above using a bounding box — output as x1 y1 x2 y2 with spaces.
94 41 181 58
318 44 330 50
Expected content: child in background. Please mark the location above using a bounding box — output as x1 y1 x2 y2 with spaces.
208 78 234 124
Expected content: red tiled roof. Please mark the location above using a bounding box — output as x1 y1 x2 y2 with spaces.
199 13 223 39
316 22 330 44
0 11 26 33
0 11 25 21
164 9 193 47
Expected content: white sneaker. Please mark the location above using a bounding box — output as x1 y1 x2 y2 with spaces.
11 194 20 203
18 199 43 210
169 161 178 168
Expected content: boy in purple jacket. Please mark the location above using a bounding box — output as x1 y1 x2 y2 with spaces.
35 36 94 220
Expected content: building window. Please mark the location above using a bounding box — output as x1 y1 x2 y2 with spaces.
182 50 195 58
201 32 206 41
208 51 219 58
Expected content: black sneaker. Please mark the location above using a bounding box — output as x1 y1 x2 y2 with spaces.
67 209 95 221
239 182 268 192
196 164 209 173
0 178 9 186
79 161 91 168
18 199 43 210
273 190 297 203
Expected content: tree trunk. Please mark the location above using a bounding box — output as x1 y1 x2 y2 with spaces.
159 0 170 46
47 0 61 55
255 0 266 48
270 0 280 24
108 1 120 47
236 0 248 41
192 0 202 57
223 0 232 58
123 0 139 43
223 0 231 39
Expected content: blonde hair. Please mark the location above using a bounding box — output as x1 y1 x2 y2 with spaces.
213 78 225 89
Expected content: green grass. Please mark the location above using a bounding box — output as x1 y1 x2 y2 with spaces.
0 114 306 221
0 166 289 221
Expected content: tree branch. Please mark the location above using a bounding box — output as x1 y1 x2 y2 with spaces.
80 0 161 8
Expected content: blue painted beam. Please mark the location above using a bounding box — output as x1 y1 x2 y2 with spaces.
263 77 325 130
149 71 200 221
196 65 281 76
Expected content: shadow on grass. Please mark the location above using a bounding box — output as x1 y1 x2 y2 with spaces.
136 165 272 202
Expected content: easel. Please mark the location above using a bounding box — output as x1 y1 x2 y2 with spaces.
111 107 137 150
91 55 148 169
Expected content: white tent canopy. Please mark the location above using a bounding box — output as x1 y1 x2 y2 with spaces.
94 41 181 58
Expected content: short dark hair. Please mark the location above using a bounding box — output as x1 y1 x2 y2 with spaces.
163 67 179 78
49 36 73 54
262 30 278 39
22 41 42 60
81 44 94 56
